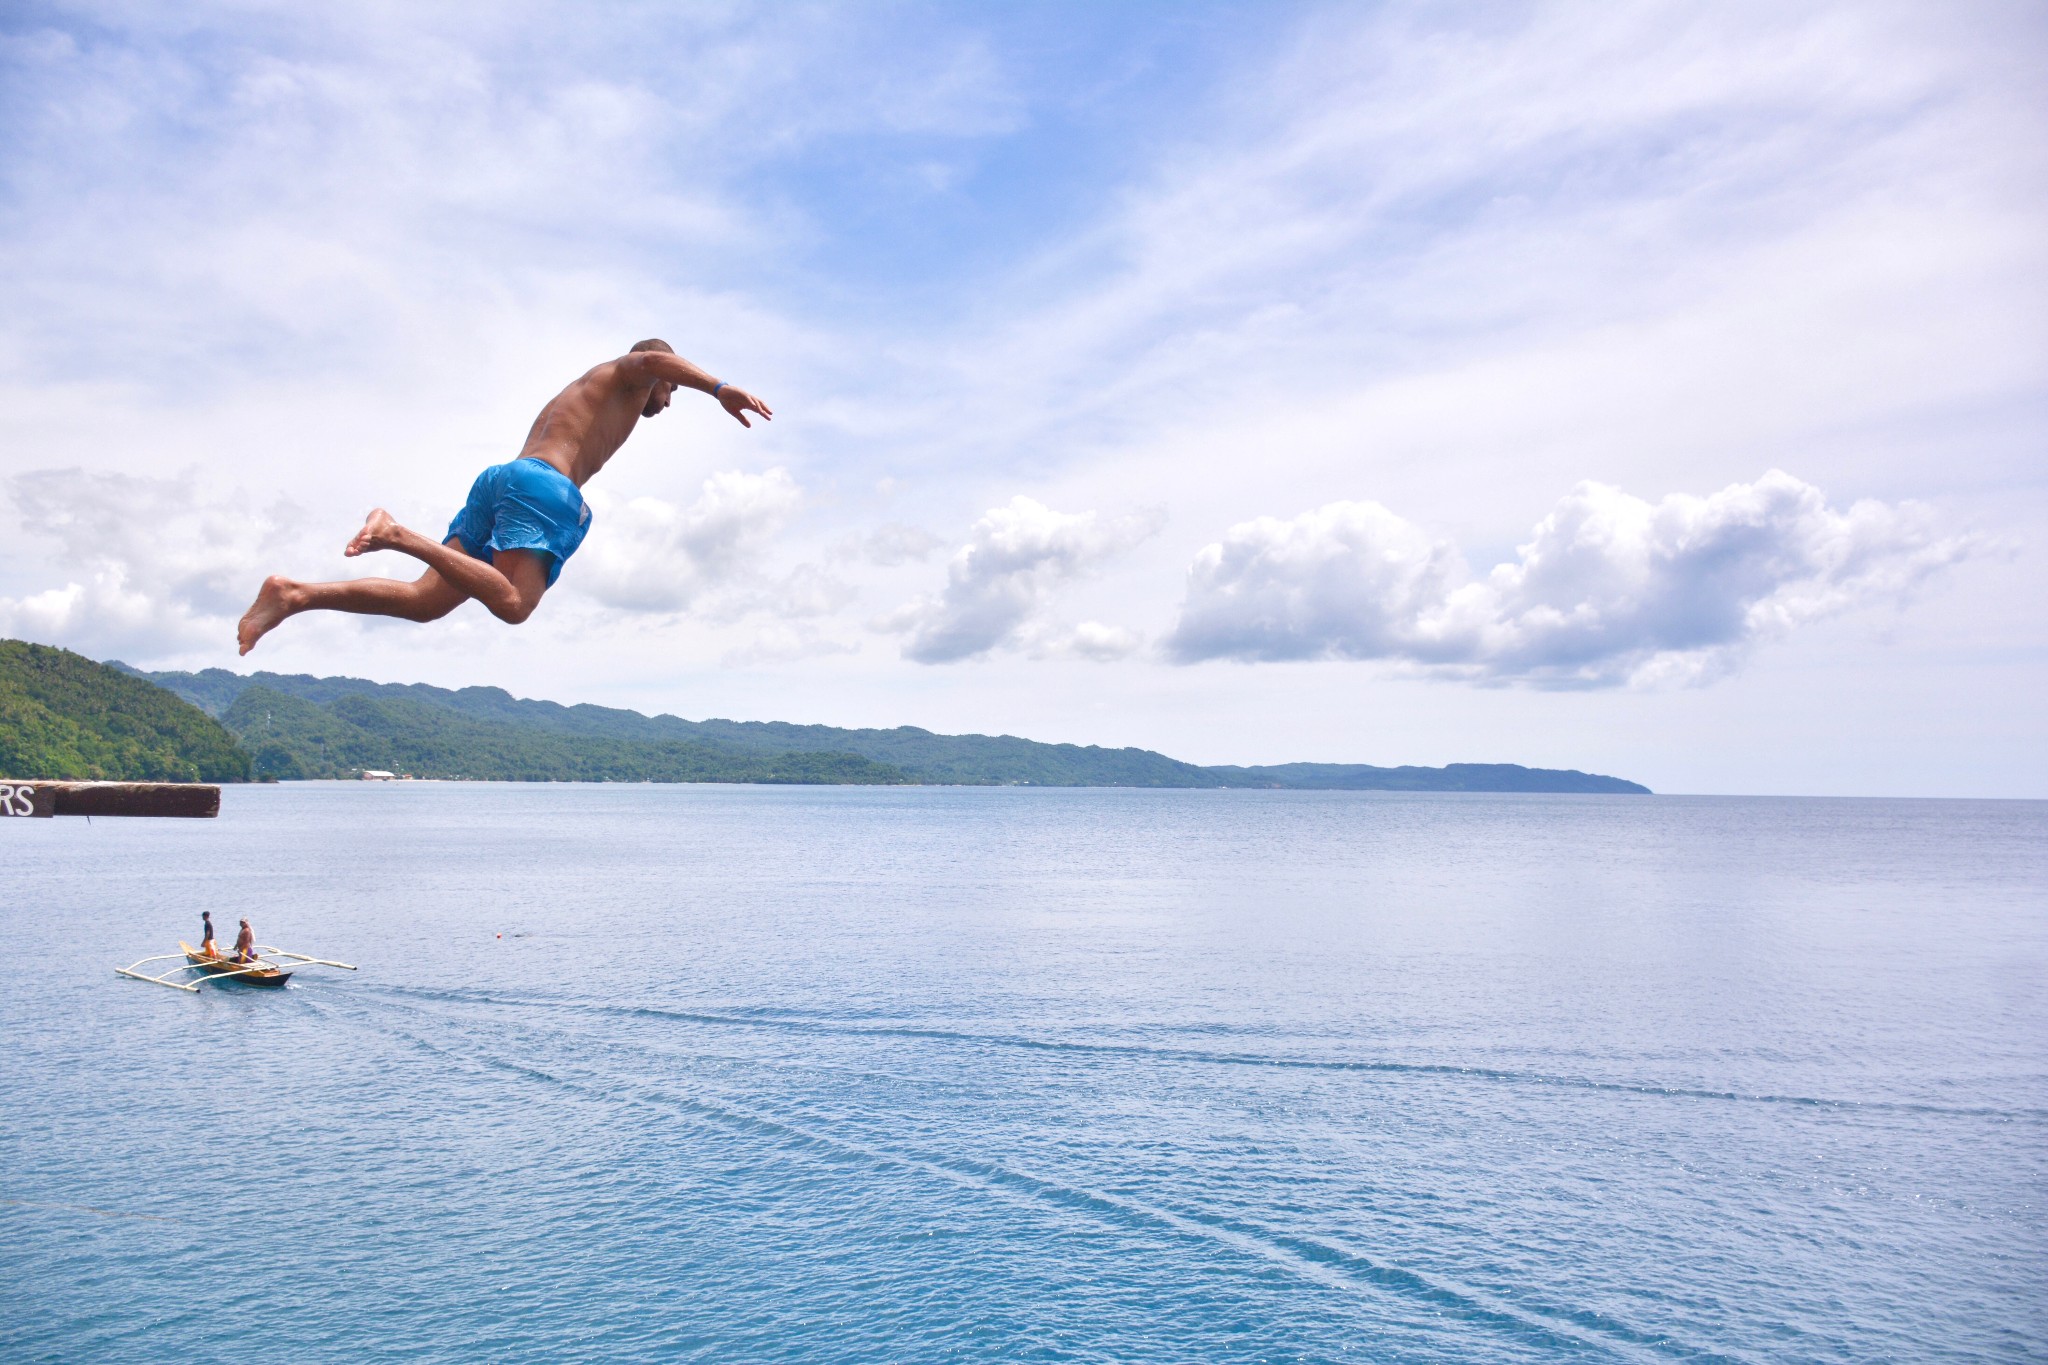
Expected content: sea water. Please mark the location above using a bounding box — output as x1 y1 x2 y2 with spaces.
1 785 2042 1363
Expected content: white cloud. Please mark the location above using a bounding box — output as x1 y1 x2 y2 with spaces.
1 468 305 659
572 468 803 615
1165 471 1973 687
1028 620 1145 663
837 522 946 567
886 496 1161 663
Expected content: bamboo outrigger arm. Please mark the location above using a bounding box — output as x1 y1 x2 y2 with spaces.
255 946 358 970
115 955 208 992
115 967 202 991
119 952 191 971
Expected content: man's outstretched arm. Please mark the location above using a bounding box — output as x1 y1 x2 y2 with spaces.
621 351 774 427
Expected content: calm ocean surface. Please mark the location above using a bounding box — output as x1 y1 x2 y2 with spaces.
2 784 2042 1363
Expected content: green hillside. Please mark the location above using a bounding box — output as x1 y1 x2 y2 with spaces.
224 684 905 783
0 640 250 782
126 664 1653 792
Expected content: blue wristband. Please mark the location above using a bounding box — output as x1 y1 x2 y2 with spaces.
712 381 727 396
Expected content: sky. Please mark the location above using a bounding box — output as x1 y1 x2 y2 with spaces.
1 0 2043 796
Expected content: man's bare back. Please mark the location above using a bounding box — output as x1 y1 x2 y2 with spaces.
236 339 770 655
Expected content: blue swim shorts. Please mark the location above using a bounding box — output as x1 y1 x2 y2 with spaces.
445 457 593 588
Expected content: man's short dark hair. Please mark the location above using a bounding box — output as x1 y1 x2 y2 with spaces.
630 338 674 354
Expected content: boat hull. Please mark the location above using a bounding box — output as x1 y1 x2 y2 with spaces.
180 942 292 987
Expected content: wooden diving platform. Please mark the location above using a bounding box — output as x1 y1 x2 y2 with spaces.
1 781 221 819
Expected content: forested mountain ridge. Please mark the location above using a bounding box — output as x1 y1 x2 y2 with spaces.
125 664 1651 792
137 666 1216 785
220 683 906 783
0 640 250 782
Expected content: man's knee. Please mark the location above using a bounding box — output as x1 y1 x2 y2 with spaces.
406 570 467 623
487 552 549 625
489 596 539 625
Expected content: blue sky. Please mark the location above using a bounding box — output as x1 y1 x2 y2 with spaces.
2 1 2044 795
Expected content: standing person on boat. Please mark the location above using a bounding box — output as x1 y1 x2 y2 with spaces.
235 340 772 654
233 918 257 963
199 911 217 955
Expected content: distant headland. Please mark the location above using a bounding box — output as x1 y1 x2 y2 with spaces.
0 638 1649 792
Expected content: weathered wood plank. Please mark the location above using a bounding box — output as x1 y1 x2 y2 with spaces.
0 781 221 818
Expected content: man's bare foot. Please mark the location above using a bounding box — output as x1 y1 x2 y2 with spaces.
237 575 301 656
345 508 404 558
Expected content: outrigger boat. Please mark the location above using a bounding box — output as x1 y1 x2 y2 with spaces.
116 942 357 993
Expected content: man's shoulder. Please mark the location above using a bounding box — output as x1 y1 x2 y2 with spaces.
593 353 654 387
578 355 631 385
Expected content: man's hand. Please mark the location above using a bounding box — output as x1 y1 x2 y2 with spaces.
716 384 772 428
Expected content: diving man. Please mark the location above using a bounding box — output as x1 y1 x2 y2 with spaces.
236 341 772 654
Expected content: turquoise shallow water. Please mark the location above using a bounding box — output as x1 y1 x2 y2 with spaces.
2 784 2043 1362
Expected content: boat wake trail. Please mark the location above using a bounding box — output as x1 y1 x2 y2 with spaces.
355 983 2047 1123
308 992 1754 1364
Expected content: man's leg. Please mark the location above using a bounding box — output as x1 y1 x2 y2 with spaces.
237 559 467 655
236 510 550 654
342 509 549 623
